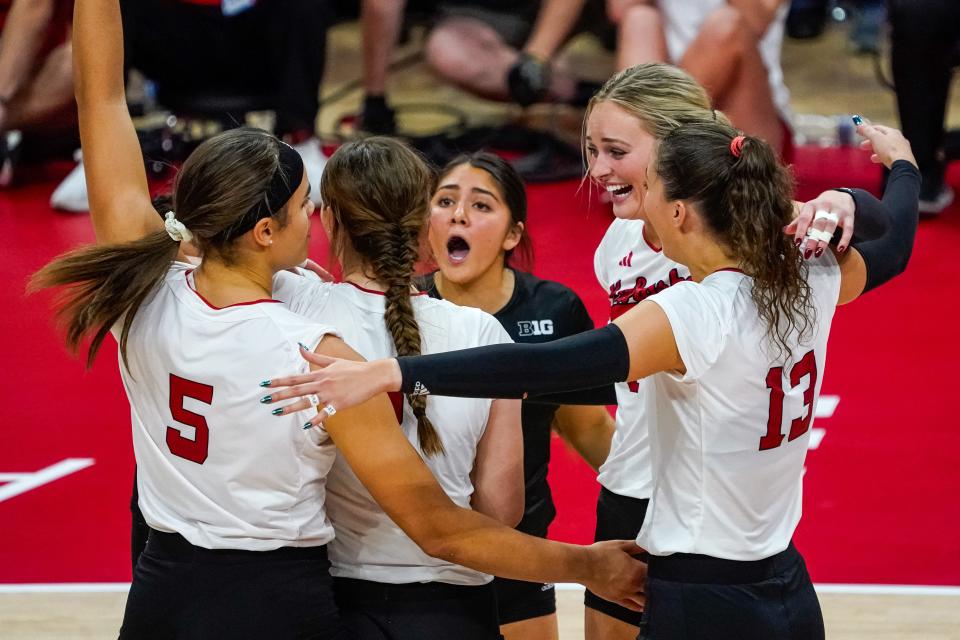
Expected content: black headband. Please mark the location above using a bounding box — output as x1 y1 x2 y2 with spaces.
227 141 305 240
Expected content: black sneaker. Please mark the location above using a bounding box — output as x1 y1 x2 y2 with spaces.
360 95 397 136
919 184 954 215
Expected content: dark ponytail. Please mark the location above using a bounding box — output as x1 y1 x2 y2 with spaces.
655 122 814 360
31 127 299 368
321 137 445 457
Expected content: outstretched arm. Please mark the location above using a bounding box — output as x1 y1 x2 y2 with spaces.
835 123 920 305
74 0 158 244
302 336 644 609
263 303 679 421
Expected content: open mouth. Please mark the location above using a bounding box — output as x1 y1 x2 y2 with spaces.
446 236 470 264
606 184 634 201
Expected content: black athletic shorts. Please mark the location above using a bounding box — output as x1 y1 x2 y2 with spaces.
120 529 347 639
492 575 557 625
334 576 503 640
583 487 649 626
639 543 825 640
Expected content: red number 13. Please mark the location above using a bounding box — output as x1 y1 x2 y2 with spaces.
168 374 214 464
759 350 817 451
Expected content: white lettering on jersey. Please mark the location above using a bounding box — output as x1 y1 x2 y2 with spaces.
0 458 94 503
517 319 554 336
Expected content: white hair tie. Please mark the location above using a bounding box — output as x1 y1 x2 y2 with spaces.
164 211 194 243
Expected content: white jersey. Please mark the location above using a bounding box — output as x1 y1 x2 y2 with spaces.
638 254 841 560
119 263 340 551
658 0 792 124
594 218 690 499
273 275 513 585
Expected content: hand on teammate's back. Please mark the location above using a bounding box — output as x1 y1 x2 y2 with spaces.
583 539 648 612
787 189 857 257
261 347 399 427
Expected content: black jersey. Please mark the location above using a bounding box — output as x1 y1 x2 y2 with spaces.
418 269 594 536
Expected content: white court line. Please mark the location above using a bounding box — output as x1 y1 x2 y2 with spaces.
2 583 958 596
553 583 960 596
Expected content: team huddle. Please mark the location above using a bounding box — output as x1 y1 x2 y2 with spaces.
31 0 921 639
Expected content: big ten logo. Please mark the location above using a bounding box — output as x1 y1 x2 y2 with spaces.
517 319 554 337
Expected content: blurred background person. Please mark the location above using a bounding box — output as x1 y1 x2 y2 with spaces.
359 0 613 135
0 0 76 187
612 0 791 156
50 0 336 212
889 0 959 214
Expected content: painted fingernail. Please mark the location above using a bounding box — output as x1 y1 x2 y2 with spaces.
259 380 272 387
804 249 813 259
303 422 314 430
815 248 824 258
298 342 308 350
838 245 847 253
272 408 284 416
795 238 802 247
260 395 272 404
852 114 863 126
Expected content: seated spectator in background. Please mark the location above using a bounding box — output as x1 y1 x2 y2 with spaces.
0 0 76 186
889 0 959 214
613 0 790 156
51 0 335 211
360 0 612 135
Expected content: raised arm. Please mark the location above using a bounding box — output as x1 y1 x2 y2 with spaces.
303 336 644 609
835 123 920 305
74 0 158 244
470 398 524 526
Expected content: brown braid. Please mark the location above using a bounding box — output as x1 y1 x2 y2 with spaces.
321 137 445 456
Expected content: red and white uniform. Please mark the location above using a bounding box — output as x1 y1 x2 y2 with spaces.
639 254 841 559
119 263 340 551
273 275 512 585
594 218 690 499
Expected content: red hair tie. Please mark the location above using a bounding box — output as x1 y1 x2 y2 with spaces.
730 135 745 158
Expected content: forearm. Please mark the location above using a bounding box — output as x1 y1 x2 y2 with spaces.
422 505 596 585
552 405 614 471
523 0 587 59
361 0 405 95
74 0 127 106
0 0 55 101
397 324 630 399
852 160 921 292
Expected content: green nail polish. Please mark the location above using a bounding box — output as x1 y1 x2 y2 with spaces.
259 380 272 387
260 395 272 404
303 422 313 430
298 342 308 350
272 408 284 416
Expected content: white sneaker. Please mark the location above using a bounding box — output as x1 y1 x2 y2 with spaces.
292 137 326 204
50 150 89 212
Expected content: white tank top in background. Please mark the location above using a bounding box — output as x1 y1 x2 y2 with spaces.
119 263 340 551
639 254 841 560
594 218 690 500
658 0 792 124
274 275 513 585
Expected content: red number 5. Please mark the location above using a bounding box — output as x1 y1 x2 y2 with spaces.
167 374 214 464
759 350 817 451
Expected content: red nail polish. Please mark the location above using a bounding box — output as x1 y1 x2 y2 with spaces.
804 249 812 259
838 245 846 253
795 239 802 247
815 248 824 258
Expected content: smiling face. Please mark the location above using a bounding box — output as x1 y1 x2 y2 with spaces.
585 101 656 221
428 163 522 286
